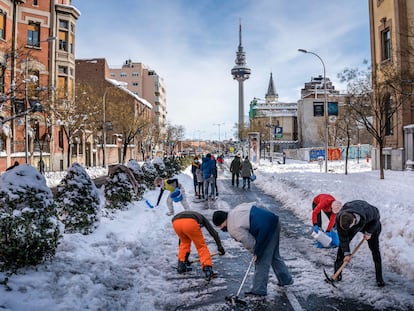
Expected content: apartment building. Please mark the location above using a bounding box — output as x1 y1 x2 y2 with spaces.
76 58 153 166
369 0 414 170
109 59 167 152
0 0 79 172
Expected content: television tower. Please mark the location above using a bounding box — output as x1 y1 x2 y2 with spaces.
231 22 251 141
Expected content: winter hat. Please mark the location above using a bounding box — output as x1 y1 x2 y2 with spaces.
212 211 228 226
206 153 211 158
339 212 355 230
331 201 343 213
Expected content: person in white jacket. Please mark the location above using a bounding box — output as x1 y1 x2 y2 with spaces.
212 202 293 297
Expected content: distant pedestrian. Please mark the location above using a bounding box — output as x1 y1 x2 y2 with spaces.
240 156 253 189
195 165 205 200
172 211 225 280
334 200 385 287
211 155 219 197
201 153 216 201
213 203 293 296
191 156 200 196
154 177 190 216
230 154 242 187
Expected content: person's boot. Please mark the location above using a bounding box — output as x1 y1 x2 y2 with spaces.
184 252 192 268
203 266 216 281
375 262 385 287
177 261 192 274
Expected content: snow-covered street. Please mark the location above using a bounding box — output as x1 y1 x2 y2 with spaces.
0 159 413 310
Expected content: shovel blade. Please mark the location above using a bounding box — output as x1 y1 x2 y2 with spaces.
225 295 247 307
323 268 337 288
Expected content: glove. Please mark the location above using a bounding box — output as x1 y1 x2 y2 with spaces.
313 225 319 233
218 246 225 255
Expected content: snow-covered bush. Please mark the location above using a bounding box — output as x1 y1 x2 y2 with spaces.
152 156 167 178
0 164 63 271
163 156 188 177
141 159 158 189
55 163 101 234
126 160 146 199
104 166 136 210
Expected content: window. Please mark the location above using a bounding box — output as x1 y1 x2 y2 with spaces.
120 72 127 77
58 127 64 149
132 72 139 77
110 73 115 77
0 11 6 40
381 28 391 61
27 22 40 47
313 102 324 117
59 20 68 29
33 0 38 5
384 95 393 136
132 82 139 86
59 29 68 51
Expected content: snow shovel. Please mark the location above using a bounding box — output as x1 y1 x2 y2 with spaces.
324 238 365 287
225 256 255 307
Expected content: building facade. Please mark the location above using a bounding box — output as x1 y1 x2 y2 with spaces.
369 0 414 170
249 73 298 156
0 0 79 172
109 59 167 153
76 58 153 166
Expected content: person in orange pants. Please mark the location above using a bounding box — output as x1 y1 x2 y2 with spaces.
172 211 225 280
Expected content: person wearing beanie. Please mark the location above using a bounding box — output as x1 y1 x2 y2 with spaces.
191 156 200 196
212 203 293 297
334 200 385 287
312 194 342 234
172 211 225 280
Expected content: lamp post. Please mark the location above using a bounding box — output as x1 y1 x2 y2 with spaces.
213 123 224 154
298 49 328 173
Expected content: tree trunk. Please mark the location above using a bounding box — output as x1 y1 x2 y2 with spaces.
379 142 385 179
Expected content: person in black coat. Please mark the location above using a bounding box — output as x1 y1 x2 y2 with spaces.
335 200 385 287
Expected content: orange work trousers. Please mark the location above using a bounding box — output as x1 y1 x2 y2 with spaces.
172 218 212 269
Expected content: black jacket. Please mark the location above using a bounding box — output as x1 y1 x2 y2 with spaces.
335 200 381 254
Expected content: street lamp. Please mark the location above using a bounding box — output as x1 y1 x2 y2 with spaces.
213 123 225 154
298 49 328 173
102 81 127 168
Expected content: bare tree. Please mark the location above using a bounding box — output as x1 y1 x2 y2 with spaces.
338 61 413 179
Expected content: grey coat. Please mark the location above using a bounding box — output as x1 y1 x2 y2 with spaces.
240 159 253 178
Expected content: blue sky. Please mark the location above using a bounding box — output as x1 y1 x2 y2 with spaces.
72 0 370 140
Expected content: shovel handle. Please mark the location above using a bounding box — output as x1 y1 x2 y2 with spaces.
190 252 221 263
332 238 365 280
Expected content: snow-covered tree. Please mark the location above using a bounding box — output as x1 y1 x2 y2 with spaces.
55 163 101 234
104 166 136 210
141 158 158 189
152 156 167 178
0 164 63 271
126 159 146 199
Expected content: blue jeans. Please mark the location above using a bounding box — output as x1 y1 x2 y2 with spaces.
252 220 292 295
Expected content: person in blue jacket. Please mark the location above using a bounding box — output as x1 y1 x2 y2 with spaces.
201 153 217 201
212 203 293 297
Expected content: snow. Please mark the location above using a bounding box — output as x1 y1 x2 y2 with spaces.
0 159 413 310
